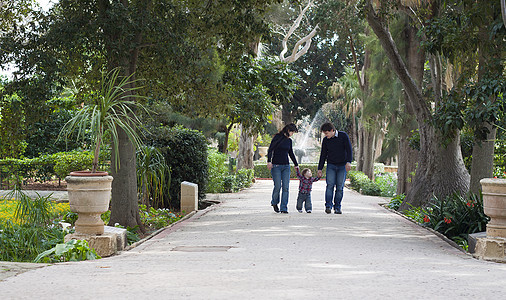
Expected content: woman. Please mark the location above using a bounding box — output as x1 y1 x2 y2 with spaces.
267 123 299 213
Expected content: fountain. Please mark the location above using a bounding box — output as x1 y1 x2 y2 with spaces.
292 109 328 163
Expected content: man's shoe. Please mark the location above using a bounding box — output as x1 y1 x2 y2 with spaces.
325 208 331 214
272 204 280 213
306 210 312 213
280 211 288 214
297 210 303 213
335 209 342 214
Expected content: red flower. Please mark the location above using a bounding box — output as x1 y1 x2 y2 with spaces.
423 215 430 223
444 217 452 224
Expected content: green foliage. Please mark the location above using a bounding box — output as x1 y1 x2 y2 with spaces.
0 93 27 158
206 149 229 193
375 173 397 197
0 150 96 186
25 107 85 157
387 194 405 210
8 189 54 226
52 151 94 179
207 149 254 193
224 56 299 133
139 204 182 230
347 170 371 192
149 126 208 209
0 221 67 262
34 239 100 263
137 146 171 209
420 193 489 239
402 193 490 251
58 68 147 173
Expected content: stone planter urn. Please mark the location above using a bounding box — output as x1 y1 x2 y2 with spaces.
66 171 113 235
258 146 268 160
481 178 506 238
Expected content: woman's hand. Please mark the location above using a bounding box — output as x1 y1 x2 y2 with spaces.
345 162 352 172
267 162 273 170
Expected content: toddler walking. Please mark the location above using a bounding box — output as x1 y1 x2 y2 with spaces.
296 168 321 213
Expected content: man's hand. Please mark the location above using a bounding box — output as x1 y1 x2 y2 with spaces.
267 162 273 170
345 162 352 172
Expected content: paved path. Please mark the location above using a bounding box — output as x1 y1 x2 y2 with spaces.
1 180 506 299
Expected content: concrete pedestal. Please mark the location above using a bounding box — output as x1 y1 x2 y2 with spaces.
473 237 506 263
65 226 127 257
181 181 198 213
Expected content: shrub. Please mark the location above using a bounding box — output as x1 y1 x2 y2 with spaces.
206 149 229 193
139 204 182 230
421 193 489 239
361 180 382 196
0 220 68 262
375 173 397 197
237 168 254 188
347 170 370 192
150 126 208 210
387 194 405 210
52 150 94 179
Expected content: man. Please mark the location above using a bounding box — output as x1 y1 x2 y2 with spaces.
317 122 353 214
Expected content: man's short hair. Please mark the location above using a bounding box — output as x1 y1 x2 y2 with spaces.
320 122 335 132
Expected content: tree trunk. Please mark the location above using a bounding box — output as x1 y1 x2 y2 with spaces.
469 8 499 194
109 126 145 232
281 104 294 125
237 125 255 170
365 0 469 208
470 121 497 194
396 16 424 195
362 128 375 180
99 0 147 230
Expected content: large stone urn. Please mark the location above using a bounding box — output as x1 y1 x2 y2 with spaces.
481 178 506 238
474 178 506 262
258 146 268 161
66 171 113 235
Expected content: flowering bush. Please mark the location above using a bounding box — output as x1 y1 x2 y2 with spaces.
375 173 397 197
139 204 182 230
404 193 489 250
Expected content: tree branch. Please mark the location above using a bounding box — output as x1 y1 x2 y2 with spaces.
279 0 318 63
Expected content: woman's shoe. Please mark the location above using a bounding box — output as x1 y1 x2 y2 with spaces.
272 204 280 213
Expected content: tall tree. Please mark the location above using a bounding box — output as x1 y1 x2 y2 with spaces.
364 0 470 209
423 0 505 194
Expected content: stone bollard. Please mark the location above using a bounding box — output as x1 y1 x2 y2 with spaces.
181 181 198 213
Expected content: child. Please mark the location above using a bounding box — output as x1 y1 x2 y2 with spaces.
296 168 321 213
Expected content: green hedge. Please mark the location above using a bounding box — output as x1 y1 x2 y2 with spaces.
0 150 103 188
150 126 208 209
254 163 326 179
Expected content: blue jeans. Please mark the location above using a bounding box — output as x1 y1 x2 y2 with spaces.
271 164 291 212
325 163 347 210
296 192 312 212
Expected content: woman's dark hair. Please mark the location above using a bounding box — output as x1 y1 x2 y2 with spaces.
280 123 298 137
320 122 335 132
